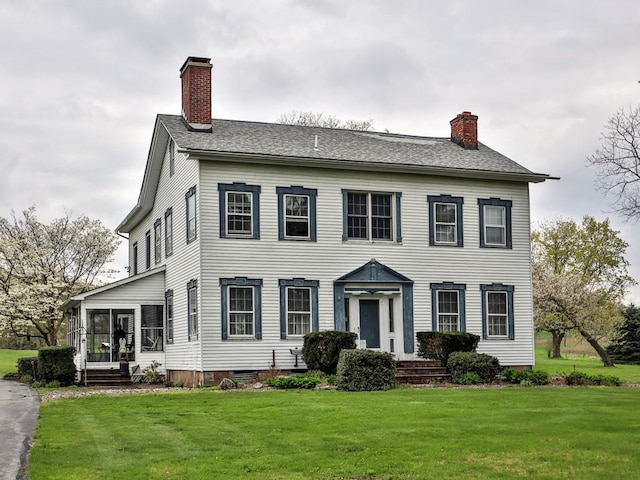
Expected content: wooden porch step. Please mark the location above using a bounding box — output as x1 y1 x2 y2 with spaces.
396 360 451 384
83 368 134 387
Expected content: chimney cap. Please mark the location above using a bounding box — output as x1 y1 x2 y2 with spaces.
180 56 212 74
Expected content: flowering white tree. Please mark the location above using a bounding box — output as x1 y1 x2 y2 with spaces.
532 216 633 366
0 207 120 346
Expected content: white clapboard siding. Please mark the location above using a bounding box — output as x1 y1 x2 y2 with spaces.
188 158 536 370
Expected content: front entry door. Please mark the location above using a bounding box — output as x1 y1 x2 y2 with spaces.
359 299 380 348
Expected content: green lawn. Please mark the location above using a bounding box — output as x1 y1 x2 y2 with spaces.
30 387 640 479
0 348 37 377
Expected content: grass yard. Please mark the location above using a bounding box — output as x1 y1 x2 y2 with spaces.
0 348 37 377
30 387 640 480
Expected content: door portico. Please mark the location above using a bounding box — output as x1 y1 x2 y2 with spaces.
334 259 414 359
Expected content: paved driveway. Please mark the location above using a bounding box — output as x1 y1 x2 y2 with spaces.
0 379 40 480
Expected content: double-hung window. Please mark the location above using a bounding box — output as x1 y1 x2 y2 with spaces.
218 183 261 239
478 198 512 248
220 277 262 340
185 186 197 243
187 279 198 341
164 207 173 257
430 282 466 332
342 190 402 242
279 278 319 339
165 289 173 344
154 218 161 264
481 283 514 339
276 186 317 240
427 195 464 246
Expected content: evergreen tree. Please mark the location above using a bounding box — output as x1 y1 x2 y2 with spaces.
607 304 640 364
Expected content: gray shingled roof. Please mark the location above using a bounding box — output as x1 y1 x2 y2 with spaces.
158 114 550 181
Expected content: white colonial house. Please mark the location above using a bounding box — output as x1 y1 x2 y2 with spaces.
64 56 554 386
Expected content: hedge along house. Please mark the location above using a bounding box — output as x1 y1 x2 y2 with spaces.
64 56 554 385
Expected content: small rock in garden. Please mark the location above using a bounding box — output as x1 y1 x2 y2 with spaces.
253 382 263 389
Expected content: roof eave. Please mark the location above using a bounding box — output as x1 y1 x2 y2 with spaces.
181 148 557 184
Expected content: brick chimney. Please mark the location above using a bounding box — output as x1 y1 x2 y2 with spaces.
180 56 212 132
450 111 478 149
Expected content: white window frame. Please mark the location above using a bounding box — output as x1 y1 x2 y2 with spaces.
284 194 310 239
286 286 312 336
228 286 255 337
434 202 458 245
484 205 506 246
226 191 253 237
436 290 459 332
188 280 198 341
154 219 161 264
486 291 508 338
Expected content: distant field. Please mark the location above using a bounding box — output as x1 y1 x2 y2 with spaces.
0 348 38 377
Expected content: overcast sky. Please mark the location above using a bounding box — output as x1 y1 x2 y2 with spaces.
1 1 639 299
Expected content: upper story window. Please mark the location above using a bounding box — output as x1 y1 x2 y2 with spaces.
478 198 512 248
276 186 317 241
218 183 261 239
144 231 151 270
279 278 319 339
154 218 161 264
430 282 466 332
341 190 402 242
427 195 464 247
481 283 515 340
220 277 262 340
164 207 173 257
187 279 198 341
185 186 197 243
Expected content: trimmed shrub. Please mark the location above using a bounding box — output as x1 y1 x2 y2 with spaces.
336 349 396 391
264 373 320 389
502 368 550 386
457 372 481 385
37 346 76 386
416 331 479 366
562 371 621 386
448 351 501 383
17 357 39 378
302 330 358 374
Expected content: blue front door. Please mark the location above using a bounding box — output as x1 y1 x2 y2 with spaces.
359 299 380 348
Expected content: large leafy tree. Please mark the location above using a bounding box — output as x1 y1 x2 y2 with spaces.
0 207 120 346
586 105 640 220
532 216 634 366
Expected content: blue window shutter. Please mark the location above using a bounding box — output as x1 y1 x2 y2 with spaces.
395 192 402 243
508 288 515 340
430 288 438 331
218 186 226 239
402 284 414 354
252 187 260 239
255 283 262 340
279 282 287 339
309 191 317 242
459 290 466 332
333 284 346 330
276 188 285 240
341 189 348 241
312 285 319 332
